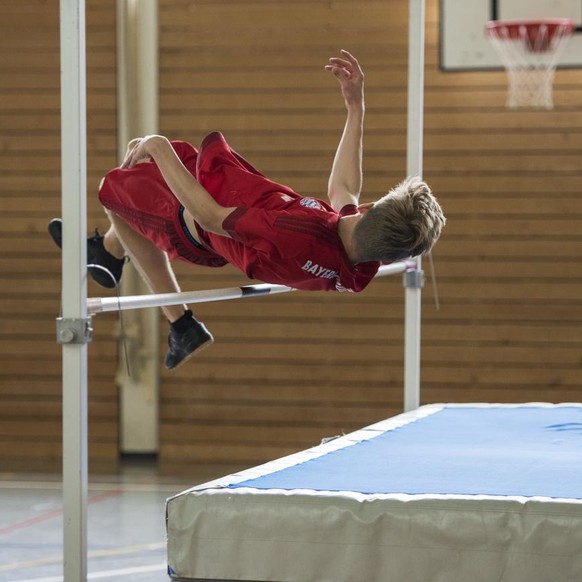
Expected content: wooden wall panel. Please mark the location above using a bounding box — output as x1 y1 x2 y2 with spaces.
0 0 119 472
157 0 582 475
1 0 580 476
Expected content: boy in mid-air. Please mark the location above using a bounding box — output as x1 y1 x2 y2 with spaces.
50 51 445 370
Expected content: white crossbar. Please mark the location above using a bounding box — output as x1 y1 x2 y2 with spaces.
87 261 414 315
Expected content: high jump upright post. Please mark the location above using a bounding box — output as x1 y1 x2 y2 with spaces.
59 0 90 580
403 0 426 411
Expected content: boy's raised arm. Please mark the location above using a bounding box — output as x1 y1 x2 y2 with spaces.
325 50 365 213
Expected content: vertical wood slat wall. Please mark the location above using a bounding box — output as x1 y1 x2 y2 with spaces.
157 0 414 473
0 0 580 474
157 0 582 474
0 0 119 472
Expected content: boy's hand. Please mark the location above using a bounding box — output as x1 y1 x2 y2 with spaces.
120 135 168 169
325 50 364 108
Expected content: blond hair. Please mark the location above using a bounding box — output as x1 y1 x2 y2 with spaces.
353 177 445 263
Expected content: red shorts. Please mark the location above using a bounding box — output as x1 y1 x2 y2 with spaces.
98 140 228 268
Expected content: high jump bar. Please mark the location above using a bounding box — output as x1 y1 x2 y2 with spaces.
87 261 415 315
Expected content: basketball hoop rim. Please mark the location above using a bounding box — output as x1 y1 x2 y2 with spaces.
484 18 574 108
485 18 576 39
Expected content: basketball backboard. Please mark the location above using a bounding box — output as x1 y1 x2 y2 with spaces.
441 0 582 70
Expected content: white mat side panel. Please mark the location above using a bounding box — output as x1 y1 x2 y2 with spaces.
167 489 582 582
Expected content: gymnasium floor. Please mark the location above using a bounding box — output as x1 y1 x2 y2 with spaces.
0 460 211 582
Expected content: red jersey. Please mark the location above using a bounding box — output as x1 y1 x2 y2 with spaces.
98 132 380 292
195 132 379 292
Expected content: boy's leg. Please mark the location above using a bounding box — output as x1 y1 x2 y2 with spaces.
104 209 186 322
102 226 125 261
105 209 214 369
95 146 212 369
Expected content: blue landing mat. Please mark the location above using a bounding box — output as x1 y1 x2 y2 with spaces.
229 406 582 498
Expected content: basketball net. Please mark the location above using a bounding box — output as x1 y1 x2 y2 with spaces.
485 19 575 109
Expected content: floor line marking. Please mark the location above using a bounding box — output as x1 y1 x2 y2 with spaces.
0 541 165 572
11 561 167 582
0 488 125 538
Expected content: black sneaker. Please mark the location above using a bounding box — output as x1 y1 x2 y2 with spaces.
48 218 126 288
165 318 214 370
